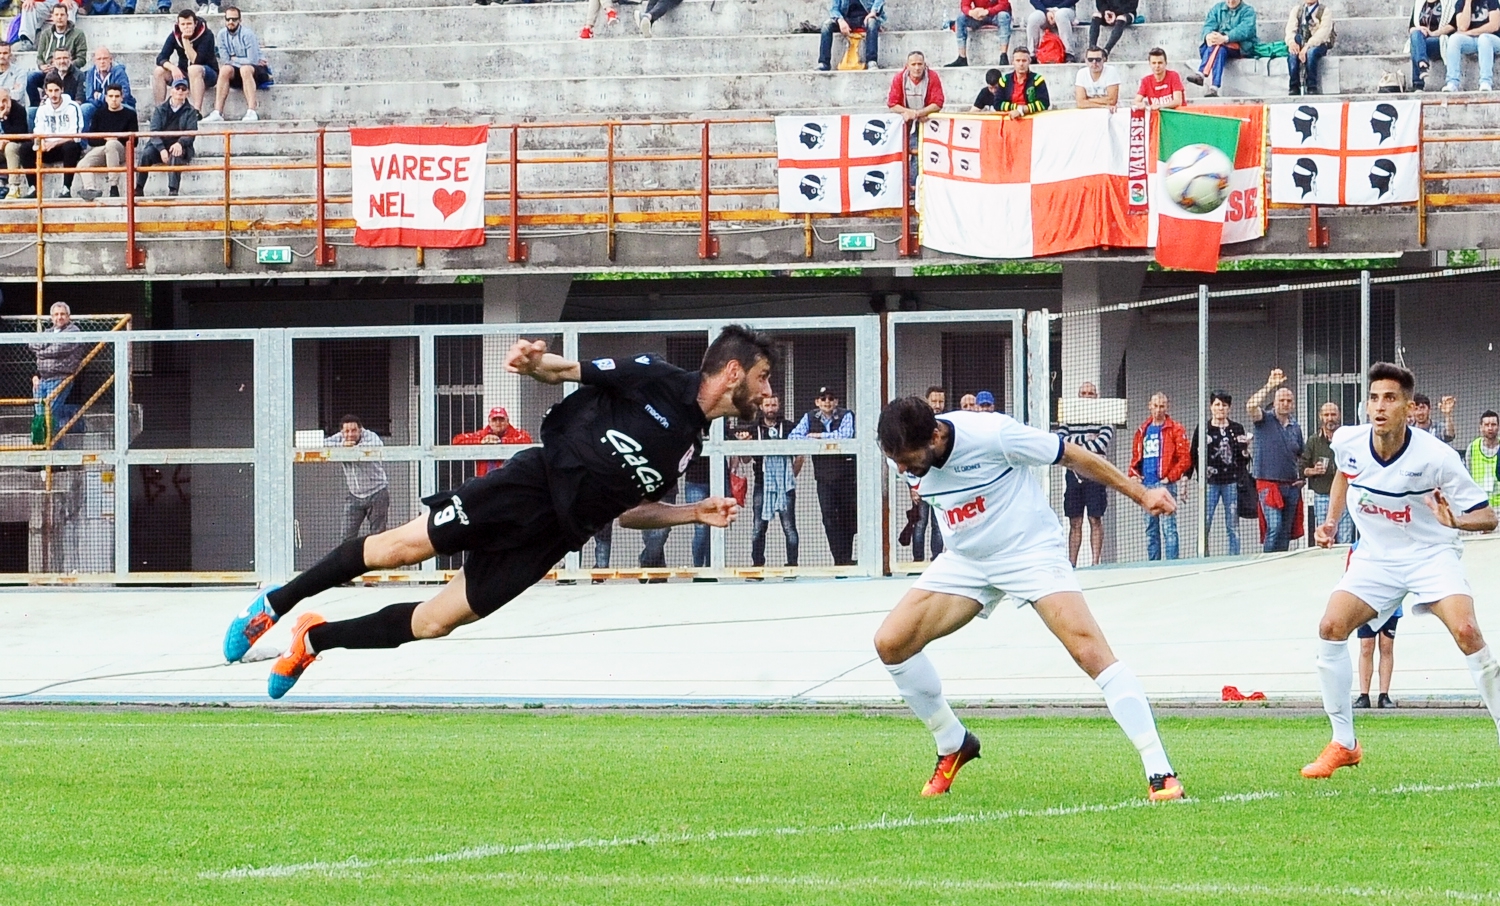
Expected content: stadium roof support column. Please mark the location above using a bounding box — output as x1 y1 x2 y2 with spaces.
1059 262 1147 398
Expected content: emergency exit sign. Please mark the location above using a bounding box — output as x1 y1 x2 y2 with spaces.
256 246 293 265
837 232 876 252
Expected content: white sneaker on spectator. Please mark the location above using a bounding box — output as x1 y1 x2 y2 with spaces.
1483 81 1495 91
202 110 224 123
1204 85 1219 97
637 9 651 36
242 110 259 122
1443 82 1458 92
866 60 879 69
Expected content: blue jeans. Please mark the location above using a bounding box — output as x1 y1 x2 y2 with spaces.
818 13 881 68
910 500 942 561
751 485 800 567
1259 482 1302 553
639 486 677 568
957 10 1010 52
1444 32 1500 88
593 522 613 569
1287 44 1326 92
1410 31 1442 84
1143 480 1179 560
682 480 710 568
1205 482 1240 556
34 376 78 448
1197 42 1242 88
1312 492 1355 544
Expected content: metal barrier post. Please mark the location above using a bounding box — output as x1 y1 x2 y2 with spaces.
1197 284 1208 559
314 130 336 266
113 335 131 578
560 326 580 575
1360 270 1371 416
698 122 719 259
508 125 528 263
899 121 915 258
222 131 233 269
418 331 437 575
606 122 617 262
124 136 146 269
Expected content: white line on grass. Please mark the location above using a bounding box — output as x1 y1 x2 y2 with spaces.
202 778 1500 881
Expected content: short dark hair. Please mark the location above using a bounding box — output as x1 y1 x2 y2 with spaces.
1086 45 1107 59
1210 390 1232 405
1483 410 1499 422
1412 392 1431 407
43 73 63 88
1011 46 1031 58
177 8 197 19
878 397 940 456
339 414 363 428
1148 47 1167 60
1369 362 1415 396
701 324 775 376
105 84 123 94
984 67 1002 86
926 386 946 397
223 4 241 13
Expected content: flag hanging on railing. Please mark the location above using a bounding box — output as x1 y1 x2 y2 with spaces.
1150 108 1243 273
1268 100 1420 205
350 125 489 248
775 114 906 214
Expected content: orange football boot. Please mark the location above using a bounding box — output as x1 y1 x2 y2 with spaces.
1301 740 1362 778
920 731 981 796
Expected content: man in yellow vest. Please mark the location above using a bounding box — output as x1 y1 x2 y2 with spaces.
1466 410 1500 509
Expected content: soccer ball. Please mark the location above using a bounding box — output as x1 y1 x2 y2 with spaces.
1163 143 1233 214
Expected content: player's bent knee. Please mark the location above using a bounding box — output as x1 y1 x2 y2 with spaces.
1453 621 1485 654
873 628 914 665
412 614 458 640
1318 617 1352 641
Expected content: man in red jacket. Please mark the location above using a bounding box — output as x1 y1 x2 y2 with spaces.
450 406 534 478
1129 392 1191 560
888 51 944 189
948 0 1013 68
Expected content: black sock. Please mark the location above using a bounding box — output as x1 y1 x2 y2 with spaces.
308 602 419 652
266 537 368 616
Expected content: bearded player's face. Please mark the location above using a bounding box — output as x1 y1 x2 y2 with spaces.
731 358 773 421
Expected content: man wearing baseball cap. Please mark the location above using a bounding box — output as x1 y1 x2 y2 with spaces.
451 406 534 477
975 390 997 412
136 76 200 197
790 385 858 566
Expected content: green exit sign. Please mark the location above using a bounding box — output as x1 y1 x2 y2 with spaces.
256 246 293 265
838 232 876 253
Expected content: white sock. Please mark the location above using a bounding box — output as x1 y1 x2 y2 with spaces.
1095 661 1173 777
1317 638 1357 749
1465 645 1500 744
886 652 967 755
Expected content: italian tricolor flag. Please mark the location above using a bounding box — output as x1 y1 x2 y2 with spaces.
1151 109 1242 273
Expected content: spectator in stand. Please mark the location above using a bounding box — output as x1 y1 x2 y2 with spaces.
0 44 29 111
1129 391 1190 560
1409 0 1459 90
82 0 135 15
1190 390 1250 556
1089 0 1137 56
734 393 803 569
16 0 79 50
1300 401 1354 544
790 386 857 566
25 7 85 107
0 89 36 200
325 414 389 542
204 7 268 123
135 78 199 197
78 46 134 134
947 0 1012 68
579 0 619 40
32 74 83 198
1443 0 1500 90
29 301 85 449
1246 368 1304 553
1411 392 1456 441
898 387 946 562
154 10 218 114
591 522 614 581
639 457 712 574
29 45 83 112
1133 46 1185 107
1057 380 1114 567
1185 0 1258 97
76 83 136 201
635 0 683 37
959 392 977 410
889 52 943 186
1027 0 1079 62
1466 409 1500 509
1074 46 1122 108
450 406 533 478
820 0 885 70
995 47 1050 117
971 67 1003 109
1286 0 1334 95
974 389 997 411
1355 605 1401 709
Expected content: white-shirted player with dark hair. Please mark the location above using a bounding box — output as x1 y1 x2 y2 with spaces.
874 397 1185 801
1304 362 1500 778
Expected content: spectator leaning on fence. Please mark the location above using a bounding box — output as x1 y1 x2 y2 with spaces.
1129 392 1190 561
1133 46 1185 107
1247 368 1305 553
948 0 1012 68
790 386 858 567
1286 0 1334 95
1057 381 1114 567
0 44 29 109
971 67 1003 109
29 301 85 450
79 46 135 134
819 0 886 71
1466 409 1500 509
1190 390 1250 556
1410 0 1458 91
32 74 83 199
204 8 268 123
326 414 390 542
994 48 1049 117
889 52 943 185
450 406 533 478
0 89 35 200
1186 0 1257 97
899 387 947 563
1074 46 1122 108
1027 0 1079 62
1444 0 1500 90
136 78 199 197
1411 391 1457 441
1089 0 1137 57
1301 401 1355 544
155 10 219 114
77 83 135 201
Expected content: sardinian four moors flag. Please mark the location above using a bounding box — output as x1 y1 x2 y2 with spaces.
351 125 489 248
1269 100 1421 206
776 114 906 213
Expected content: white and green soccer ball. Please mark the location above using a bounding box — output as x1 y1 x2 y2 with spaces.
1163 143 1233 214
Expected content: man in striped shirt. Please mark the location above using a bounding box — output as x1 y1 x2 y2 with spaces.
1056 381 1114 566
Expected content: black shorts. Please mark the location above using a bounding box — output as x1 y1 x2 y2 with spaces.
422 447 588 617
224 64 272 88
1357 614 1400 639
1063 473 1108 519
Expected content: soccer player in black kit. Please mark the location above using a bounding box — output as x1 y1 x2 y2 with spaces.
221 325 775 698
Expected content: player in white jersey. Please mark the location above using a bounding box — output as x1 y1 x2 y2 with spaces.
874 398 1185 801
1304 363 1500 778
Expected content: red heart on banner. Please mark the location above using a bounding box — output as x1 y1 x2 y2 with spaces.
432 188 466 219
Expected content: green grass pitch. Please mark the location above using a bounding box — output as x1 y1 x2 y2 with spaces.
2 709 1498 905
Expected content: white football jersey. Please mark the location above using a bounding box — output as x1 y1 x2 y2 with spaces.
900 411 1066 558
1332 424 1489 558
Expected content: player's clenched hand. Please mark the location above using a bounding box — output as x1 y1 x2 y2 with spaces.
504 339 549 375
1427 488 1457 528
1314 521 1337 548
695 496 739 527
1140 486 1176 516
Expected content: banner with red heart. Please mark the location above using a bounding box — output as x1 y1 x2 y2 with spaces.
351 125 489 248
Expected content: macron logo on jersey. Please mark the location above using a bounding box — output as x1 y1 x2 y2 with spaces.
593 358 616 371
946 495 987 527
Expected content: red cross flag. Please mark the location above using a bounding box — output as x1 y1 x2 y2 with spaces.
351 125 489 248
1269 101 1420 205
776 114 906 214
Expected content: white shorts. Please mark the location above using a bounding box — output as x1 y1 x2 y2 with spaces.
912 545 1082 617
1335 547 1472 630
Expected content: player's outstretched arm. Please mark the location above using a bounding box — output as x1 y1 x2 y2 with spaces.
504 339 581 384
1428 490 1499 533
619 496 740 530
1315 470 1350 548
1060 443 1176 516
